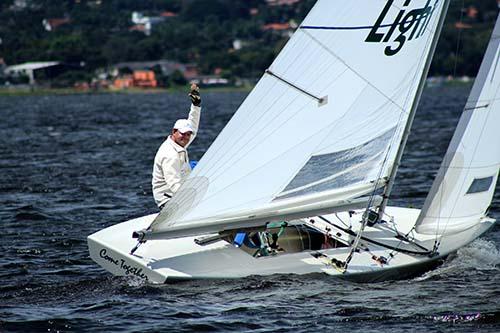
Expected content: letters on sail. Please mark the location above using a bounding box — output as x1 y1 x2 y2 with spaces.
366 0 439 56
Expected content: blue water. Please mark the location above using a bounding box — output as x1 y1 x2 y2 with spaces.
1 87 499 332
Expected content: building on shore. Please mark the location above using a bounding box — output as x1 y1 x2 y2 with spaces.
4 61 61 85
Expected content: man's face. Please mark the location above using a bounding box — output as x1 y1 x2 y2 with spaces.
172 129 192 147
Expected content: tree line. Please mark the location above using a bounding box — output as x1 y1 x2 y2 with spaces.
0 0 498 86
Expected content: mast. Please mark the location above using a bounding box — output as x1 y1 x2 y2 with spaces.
378 0 451 219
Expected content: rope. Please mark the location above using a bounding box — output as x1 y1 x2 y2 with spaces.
318 215 433 256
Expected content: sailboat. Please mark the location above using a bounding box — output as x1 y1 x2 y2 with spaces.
88 0 499 283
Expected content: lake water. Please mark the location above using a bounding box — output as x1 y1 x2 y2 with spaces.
1 87 499 332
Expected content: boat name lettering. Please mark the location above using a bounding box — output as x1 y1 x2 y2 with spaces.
366 0 438 56
99 248 149 281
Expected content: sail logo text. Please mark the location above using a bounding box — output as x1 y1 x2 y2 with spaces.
99 248 149 281
365 0 438 56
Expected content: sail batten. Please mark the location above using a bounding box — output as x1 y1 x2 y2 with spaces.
147 0 450 238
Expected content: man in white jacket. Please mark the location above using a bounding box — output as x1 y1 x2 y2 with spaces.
152 84 201 209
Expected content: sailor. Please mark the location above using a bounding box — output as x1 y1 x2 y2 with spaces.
152 83 201 209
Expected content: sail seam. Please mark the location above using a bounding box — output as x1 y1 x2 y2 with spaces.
301 29 407 115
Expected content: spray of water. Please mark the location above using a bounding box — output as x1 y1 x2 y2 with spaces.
416 238 500 281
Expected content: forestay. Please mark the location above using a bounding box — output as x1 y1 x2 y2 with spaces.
416 15 500 235
148 0 448 238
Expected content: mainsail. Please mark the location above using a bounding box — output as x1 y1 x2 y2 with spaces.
416 15 500 235
146 0 449 239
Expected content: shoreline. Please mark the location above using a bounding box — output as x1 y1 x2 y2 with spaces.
0 79 473 96
0 85 254 96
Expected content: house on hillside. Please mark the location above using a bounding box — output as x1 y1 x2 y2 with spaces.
10 0 39 10
112 71 158 89
111 60 199 82
262 21 297 37
130 11 175 36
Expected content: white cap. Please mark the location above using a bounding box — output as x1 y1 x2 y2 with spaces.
173 119 194 134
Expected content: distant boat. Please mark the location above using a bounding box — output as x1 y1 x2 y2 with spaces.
88 0 499 283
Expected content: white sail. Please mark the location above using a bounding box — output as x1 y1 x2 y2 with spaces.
415 15 500 235
149 0 449 237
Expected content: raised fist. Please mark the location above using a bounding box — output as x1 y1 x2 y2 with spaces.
189 83 201 106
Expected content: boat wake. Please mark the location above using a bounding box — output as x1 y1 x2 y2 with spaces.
415 238 500 281
454 238 500 269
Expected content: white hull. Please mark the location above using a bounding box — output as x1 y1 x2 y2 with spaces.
88 206 495 283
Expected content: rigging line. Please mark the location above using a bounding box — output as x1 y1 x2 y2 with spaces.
173 74 289 200
378 0 446 218
340 58 435 267
317 215 432 256
173 112 388 217
386 225 430 260
202 92 307 182
294 45 424 157
266 25 344 106
272 82 375 196
157 7 440 222
315 65 423 153
301 29 405 114
270 26 352 102
342 123 402 267
199 70 316 182
192 66 288 178
312 67 422 154
343 144 393 267
191 59 348 198
194 83 277 172
190 11 418 197
452 0 465 79
174 101 313 210
274 28 323 80
198 54 353 191
301 1 442 119
335 212 351 229
198 78 389 206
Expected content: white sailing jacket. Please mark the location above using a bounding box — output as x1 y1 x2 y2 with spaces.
152 104 201 207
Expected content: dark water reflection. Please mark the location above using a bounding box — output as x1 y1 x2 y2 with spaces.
0 87 499 332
